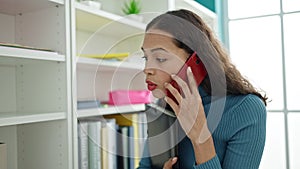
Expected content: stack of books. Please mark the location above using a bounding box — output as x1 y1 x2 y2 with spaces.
77 112 147 169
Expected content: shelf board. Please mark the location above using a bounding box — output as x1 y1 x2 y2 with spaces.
49 0 64 5
0 112 66 127
75 2 146 37
77 104 146 118
76 56 144 72
175 0 217 31
0 46 65 62
0 0 64 15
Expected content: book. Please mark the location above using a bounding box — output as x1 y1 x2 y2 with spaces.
78 121 89 169
131 113 140 168
0 42 56 53
117 126 130 169
77 100 101 109
0 143 7 169
116 127 124 169
101 118 117 169
106 119 117 169
101 123 108 169
104 113 147 168
88 120 102 169
145 106 180 169
137 112 147 162
128 126 135 169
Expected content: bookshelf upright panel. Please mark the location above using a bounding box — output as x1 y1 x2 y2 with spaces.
17 120 69 169
0 0 72 169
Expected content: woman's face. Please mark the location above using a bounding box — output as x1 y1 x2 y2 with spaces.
142 29 190 98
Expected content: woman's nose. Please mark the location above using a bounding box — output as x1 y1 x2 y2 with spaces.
143 67 154 75
143 59 155 75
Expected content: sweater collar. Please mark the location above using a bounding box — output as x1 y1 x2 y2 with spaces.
198 85 211 105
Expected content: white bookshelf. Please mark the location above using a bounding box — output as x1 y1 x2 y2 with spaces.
0 0 216 168
71 1 216 168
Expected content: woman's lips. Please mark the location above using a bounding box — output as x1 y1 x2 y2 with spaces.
146 80 157 91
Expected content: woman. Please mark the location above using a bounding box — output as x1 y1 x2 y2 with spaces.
138 9 267 169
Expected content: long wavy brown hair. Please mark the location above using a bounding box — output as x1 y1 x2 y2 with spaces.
146 9 268 105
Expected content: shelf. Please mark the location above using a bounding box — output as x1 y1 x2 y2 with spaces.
0 0 64 15
175 0 217 31
77 104 146 118
0 112 66 127
75 2 146 37
0 46 65 63
76 56 144 72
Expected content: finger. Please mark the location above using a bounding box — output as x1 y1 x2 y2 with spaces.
171 74 191 97
165 82 182 104
170 157 178 165
187 66 199 95
163 157 178 169
164 96 179 115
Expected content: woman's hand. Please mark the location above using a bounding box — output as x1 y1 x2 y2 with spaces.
164 67 209 144
163 157 178 169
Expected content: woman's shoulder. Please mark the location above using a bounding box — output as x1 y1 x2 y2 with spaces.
225 94 267 121
227 94 265 110
209 94 266 143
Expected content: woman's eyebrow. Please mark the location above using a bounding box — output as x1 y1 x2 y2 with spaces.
141 47 167 53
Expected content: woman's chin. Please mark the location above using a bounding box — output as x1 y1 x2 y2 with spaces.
151 89 166 99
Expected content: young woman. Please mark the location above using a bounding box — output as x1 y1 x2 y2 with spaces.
138 9 267 169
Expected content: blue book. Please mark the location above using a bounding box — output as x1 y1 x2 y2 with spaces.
77 100 101 109
117 126 128 169
128 126 135 169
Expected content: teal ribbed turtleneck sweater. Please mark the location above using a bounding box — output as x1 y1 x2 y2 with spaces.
137 86 267 169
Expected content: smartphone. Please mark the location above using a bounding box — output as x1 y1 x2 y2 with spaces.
166 52 207 103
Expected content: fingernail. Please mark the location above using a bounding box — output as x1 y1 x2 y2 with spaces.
164 82 168 86
172 157 178 161
171 74 175 78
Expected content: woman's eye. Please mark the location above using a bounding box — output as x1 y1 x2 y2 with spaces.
156 58 167 62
